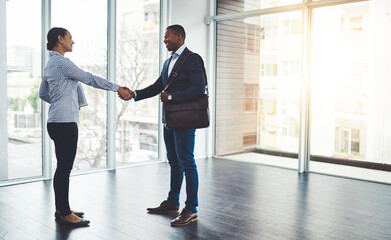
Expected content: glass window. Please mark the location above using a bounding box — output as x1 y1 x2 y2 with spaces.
215 16 261 154
215 11 302 155
116 0 159 165
257 11 302 154
52 0 108 170
216 0 391 175
6 0 42 180
310 1 391 166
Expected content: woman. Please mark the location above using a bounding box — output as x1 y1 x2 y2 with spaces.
39 27 130 227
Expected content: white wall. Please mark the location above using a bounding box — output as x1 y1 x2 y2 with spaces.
170 0 209 62
169 0 213 159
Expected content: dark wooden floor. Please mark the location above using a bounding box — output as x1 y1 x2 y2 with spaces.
1 157 391 240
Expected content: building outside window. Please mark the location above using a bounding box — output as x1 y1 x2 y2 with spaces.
5 0 42 180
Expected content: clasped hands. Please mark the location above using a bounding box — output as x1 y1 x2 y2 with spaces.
118 87 171 103
117 86 134 101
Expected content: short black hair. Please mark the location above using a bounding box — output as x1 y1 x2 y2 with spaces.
46 27 68 51
166 24 186 41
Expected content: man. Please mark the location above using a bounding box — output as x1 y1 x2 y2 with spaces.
124 24 206 226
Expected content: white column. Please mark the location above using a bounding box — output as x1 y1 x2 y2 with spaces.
41 0 52 179
107 0 117 169
206 0 216 157
0 0 8 180
298 2 311 173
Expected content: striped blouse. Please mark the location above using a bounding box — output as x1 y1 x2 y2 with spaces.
39 51 119 123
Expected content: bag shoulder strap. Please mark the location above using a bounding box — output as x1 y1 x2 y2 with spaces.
198 55 208 95
189 53 209 95
164 52 194 91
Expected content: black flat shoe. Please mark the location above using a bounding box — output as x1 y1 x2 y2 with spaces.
57 217 90 227
55 210 84 219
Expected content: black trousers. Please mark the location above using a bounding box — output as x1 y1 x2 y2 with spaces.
47 122 78 216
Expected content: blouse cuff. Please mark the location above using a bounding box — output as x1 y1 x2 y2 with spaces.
113 83 120 92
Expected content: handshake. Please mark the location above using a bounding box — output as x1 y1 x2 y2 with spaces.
117 86 135 101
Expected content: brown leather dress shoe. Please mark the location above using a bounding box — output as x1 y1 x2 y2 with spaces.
170 209 198 226
147 200 179 213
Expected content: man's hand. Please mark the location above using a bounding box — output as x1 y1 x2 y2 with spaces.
160 91 170 102
118 86 134 101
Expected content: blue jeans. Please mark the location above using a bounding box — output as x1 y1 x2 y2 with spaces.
164 127 199 213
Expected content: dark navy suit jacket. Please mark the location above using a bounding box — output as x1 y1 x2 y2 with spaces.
135 47 206 105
